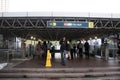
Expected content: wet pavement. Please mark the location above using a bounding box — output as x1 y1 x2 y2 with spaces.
12 57 120 68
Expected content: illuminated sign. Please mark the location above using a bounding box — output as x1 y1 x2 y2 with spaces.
47 21 94 28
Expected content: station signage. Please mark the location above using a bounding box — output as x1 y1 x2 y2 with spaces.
47 21 94 28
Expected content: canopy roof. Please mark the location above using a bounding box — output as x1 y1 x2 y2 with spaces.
0 12 120 40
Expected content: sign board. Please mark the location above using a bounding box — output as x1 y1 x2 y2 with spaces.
47 21 94 28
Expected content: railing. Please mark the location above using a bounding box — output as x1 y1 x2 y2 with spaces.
0 49 9 63
99 47 118 60
0 48 30 63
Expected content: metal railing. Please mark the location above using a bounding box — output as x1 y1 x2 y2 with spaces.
0 48 30 63
0 49 9 63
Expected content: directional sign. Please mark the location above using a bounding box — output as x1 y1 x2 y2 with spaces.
47 21 94 28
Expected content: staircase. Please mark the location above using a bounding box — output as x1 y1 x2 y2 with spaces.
0 67 120 80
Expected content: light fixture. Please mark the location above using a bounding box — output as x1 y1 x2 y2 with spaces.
33 37 36 40
31 36 33 39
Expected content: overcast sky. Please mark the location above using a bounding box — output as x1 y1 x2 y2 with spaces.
5 0 120 13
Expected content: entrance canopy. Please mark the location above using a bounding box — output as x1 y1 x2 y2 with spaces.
0 12 120 40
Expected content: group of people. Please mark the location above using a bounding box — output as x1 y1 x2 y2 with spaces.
33 37 90 66
33 37 120 66
59 37 120 66
34 40 55 59
59 37 90 66
34 41 48 59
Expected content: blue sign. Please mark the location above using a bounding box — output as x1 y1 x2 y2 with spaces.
47 21 94 28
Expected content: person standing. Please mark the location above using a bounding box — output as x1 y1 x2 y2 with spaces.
42 41 47 59
77 41 83 58
84 40 90 59
34 41 44 59
47 41 52 50
66 41 71 60
73 43 77 59
59 37 67 66
117 39 120 63
21 41 26 58
51 46 55 59
69 40 74 60
94 37 99 55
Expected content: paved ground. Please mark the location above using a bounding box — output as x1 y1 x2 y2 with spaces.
0 77 120 80
2 57 120 80
10 57 120 68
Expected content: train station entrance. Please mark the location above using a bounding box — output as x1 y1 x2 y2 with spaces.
0 12 120 68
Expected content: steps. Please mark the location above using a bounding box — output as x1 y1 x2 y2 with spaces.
0 67 120 79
